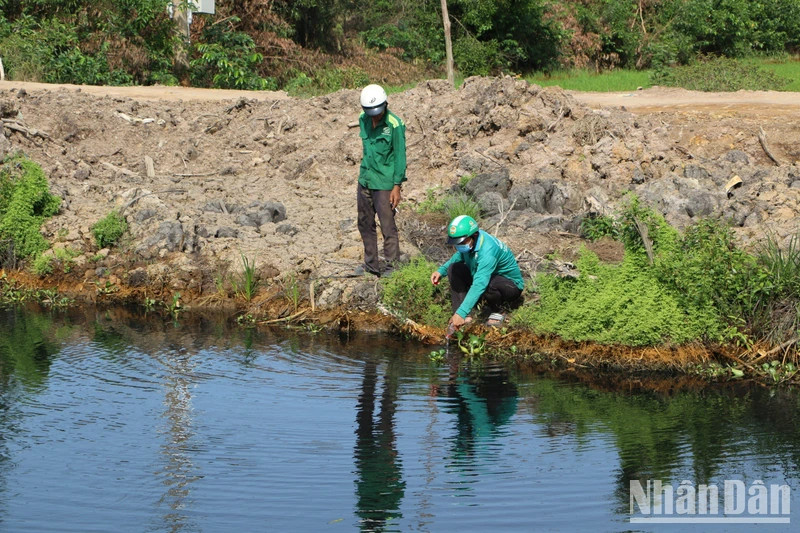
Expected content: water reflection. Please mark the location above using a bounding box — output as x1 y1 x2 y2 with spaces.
354 357 405 531
0 305 799 531
0 307 60 389
444 362 518 465
153 346 200 533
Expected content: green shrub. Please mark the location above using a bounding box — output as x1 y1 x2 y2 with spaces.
454 36 503 76
0 155 61 263
512 248 718 346
651 56 790 92
91 211 128 248
580 214 620 241
655 218 764 324
191 18 276 91
381 256 450 328
31 254 53 277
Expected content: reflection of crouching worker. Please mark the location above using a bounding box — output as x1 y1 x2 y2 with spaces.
430 215 524 329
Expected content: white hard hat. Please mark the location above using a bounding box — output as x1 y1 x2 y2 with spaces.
360 84 387 116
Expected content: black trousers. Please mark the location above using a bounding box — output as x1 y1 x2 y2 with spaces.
448 262 522 315
357 184 400 272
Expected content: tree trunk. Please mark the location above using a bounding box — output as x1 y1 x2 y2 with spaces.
440 0 454 86
171 0 190 84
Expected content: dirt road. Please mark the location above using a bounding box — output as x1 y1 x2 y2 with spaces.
4 79 798 115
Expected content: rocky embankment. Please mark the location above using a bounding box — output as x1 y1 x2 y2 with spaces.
0 78 799 322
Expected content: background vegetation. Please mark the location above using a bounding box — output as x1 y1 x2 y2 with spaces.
0 0 797 93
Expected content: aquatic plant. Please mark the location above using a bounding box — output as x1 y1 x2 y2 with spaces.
457 330 487 356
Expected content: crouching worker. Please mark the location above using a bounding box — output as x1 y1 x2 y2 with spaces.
430 215 524 330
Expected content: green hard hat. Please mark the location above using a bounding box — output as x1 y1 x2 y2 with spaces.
446 215 479 244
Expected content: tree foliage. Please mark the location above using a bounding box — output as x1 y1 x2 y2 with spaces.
0 0 797 88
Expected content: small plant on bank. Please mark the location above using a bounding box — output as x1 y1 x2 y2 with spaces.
91 210 127 249
415 187 445 214
32 254 53 276
380 256 450 328
282 273 301 312
95 280 118 295
53 247 79 273
169 292 182 319
231 253 259 302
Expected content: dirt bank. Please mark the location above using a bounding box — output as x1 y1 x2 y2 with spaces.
1 78 799 376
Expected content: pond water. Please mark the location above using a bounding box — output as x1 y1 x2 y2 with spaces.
0 306 798 532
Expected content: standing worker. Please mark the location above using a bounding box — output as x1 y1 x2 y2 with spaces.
431 215 524 329
355 84 407 277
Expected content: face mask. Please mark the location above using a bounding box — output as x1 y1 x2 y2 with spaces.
455 243 472 253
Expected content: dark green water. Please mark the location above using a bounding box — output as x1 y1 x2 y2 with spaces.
0 306 798 532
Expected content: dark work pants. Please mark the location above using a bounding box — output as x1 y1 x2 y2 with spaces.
357 183 400 272
448 262 522 315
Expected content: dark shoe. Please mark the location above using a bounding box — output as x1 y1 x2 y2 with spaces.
354 264 380 277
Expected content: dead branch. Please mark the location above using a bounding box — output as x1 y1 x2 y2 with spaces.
546 105 567 132
260 309 307 324
101 161 137 177
758 127 782 166
1 119 51 140
173 171 217 177
634 217 654 265
492 197 517 236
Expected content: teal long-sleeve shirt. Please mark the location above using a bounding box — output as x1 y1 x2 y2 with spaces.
358 109 406 190
437 230 525 318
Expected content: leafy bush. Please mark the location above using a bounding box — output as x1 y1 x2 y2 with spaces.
655 218 764 324
512 248 717 346
47 46 134 86
381 256 450 328
191 17 276 90
580 214 620 241
651 56 790 92
91 211 128 249
454 36 503 76
0 155 61 263
32 254 53 277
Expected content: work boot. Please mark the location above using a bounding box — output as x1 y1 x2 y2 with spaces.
354 264 380 277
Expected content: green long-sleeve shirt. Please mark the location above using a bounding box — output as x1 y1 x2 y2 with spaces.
358 109 406 190
437 230 524 318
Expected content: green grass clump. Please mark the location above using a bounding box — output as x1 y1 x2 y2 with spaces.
91 211 128 248
231 253 259 302
442 192 482 222
651 56 790 92
0 154 61 263
415 187 482 223
381 256 450 328
527 68 653 92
